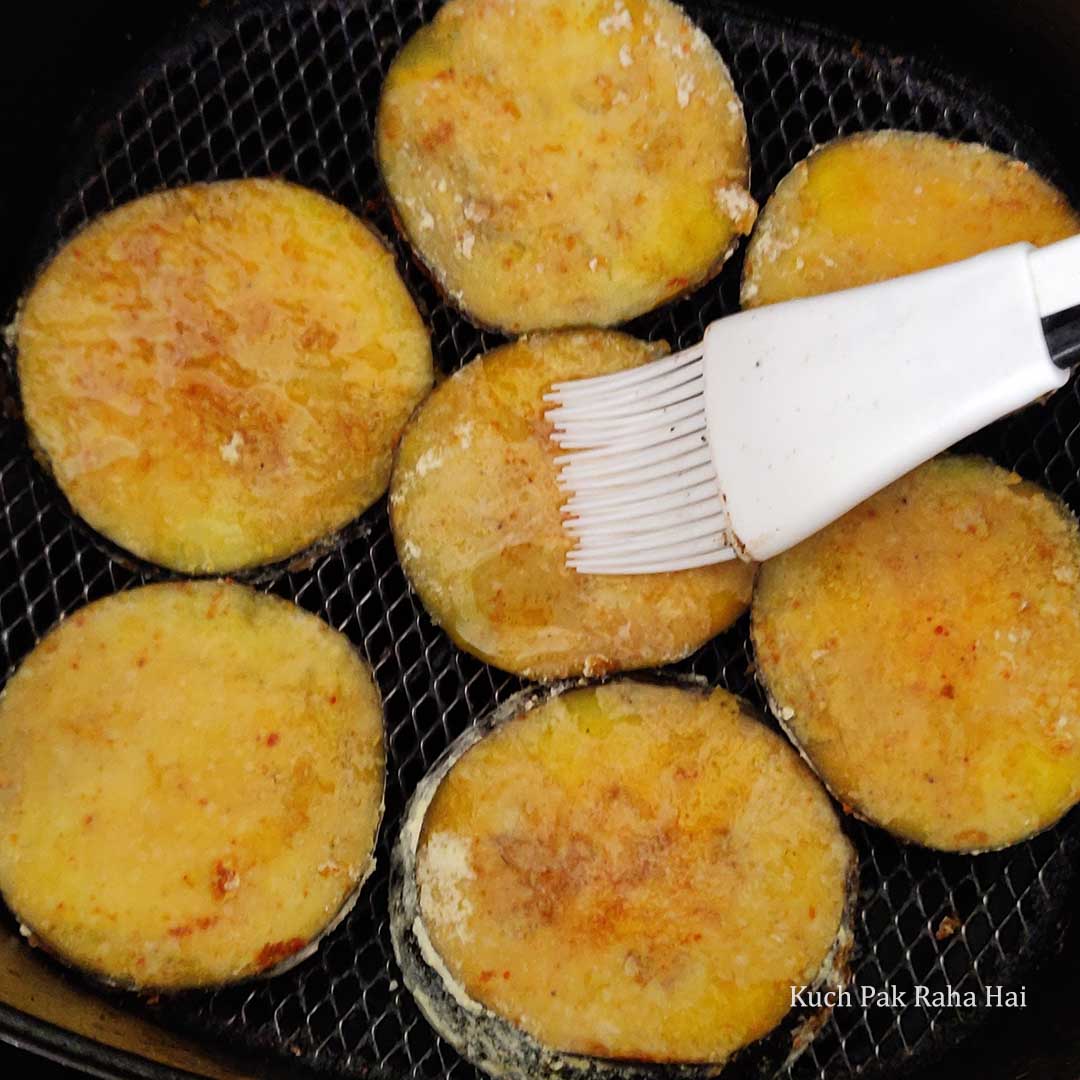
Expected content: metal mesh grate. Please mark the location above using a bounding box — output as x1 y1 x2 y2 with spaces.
1 0 1078 1077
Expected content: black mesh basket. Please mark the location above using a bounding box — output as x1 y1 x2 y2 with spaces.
1 1 1079 1078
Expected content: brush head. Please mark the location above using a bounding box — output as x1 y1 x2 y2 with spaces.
547 240 1078 575
545 344 738 574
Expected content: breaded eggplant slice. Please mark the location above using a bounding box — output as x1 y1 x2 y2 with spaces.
753 455 1080 853
16 179 433 574
741 130 1080 308
391 681 856 1075
377 0 756 333
0 581 385 990
389 331 755 679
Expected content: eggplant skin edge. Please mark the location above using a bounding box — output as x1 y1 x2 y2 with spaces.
389 679 858 1080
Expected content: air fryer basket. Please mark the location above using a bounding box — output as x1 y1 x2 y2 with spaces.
1 1 1080 1078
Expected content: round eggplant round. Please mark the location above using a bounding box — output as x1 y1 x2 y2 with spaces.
753 455 1080 852
741 129 1079 309
0 580 386 990
391 679 856 1078
15 178 433 575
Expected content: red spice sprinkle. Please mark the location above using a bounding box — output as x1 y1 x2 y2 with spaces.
809 905 817 919
168 924 219 941
502 970 511 980
266 732 280 747
83 815 93 826
212 860 239 899
934 625 946 635
479 970 495 982
255 938 306 970
941 684 955 699
328 695 338 705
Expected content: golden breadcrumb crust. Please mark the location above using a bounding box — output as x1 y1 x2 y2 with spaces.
17 179 433 574
378 0 755 332
389 331 755 679
741 130 1080 308
753 456 1080 851
0 581 385 988
416 682 854 1063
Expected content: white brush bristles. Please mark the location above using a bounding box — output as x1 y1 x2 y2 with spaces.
545 344 738 574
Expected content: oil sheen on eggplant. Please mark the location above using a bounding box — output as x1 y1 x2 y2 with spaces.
741 130 1080 308
389 330 755 680
16 179 433 574
377 0 756 332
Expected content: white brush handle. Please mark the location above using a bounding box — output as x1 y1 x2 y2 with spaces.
1030 233 1080 319
705 239 1079 562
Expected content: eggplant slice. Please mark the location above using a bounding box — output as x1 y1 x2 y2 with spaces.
376 0 756 333
389 330 755 680
15 179 433 574
0 581 385 990
391 680 856 1077
753 455 1080 852
741 129 1080 308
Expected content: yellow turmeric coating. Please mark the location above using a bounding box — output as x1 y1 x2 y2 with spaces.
753 456 1080 851
389 331 755 679
17 180 433 573
378 0 755 332
742 130 1080 308
416 682 854 1063
0 582 385 988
